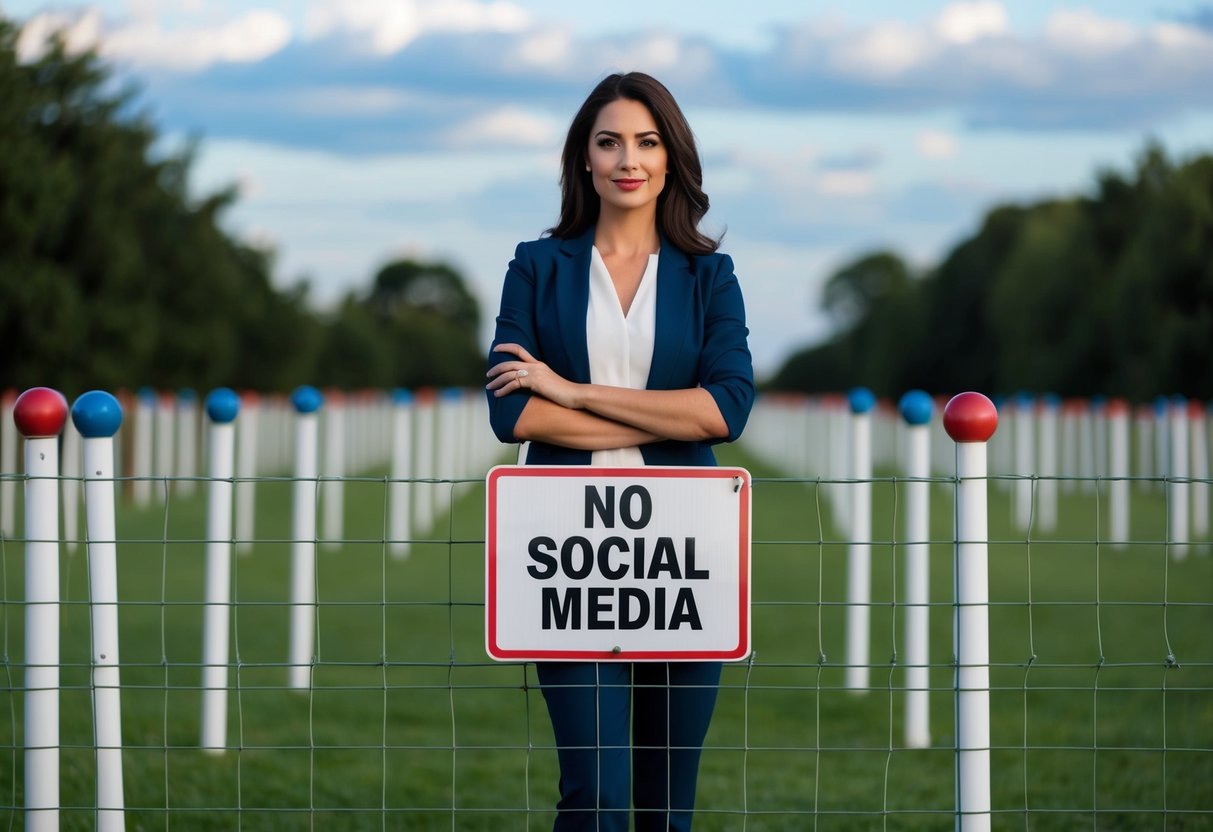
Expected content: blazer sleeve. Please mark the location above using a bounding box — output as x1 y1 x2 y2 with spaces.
698 254 755 444
485 242 538 444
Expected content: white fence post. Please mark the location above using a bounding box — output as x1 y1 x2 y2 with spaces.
131 388 155 507
61 417 82 553
1079 398 1097 495
1107 399 1131 547
944 392 997 832
176 389 198 497
1154 396 1170 494
72 390 127 830
1134 404 1154 493
289 385 323 690
414 390 435 535
1012 393 1034 532
389 389 413 559
236 391 259 555
153 392 175 502
200 388 240 751
321 391 345 550
1188 400 1209 540
1169 396 1190 558
827 395 850 530
1036 394 1059 533
898 390 933 748
14 387 68 832
845 386 874 693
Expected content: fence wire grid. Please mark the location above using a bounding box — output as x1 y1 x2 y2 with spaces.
0 460 1210 831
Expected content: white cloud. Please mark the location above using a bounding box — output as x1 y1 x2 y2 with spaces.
830 20 933 79
304 0 529 55
278 86 422 117
915 129 958 159
718 144 879 201
1150 21 1212 51
18 2 1211 150
934 1 1009 45
102 9 292 70
1044 8 1136 55
963 39 1053 88
817 169 877 198
514 28 572 68
443 107 560 149
15 8 102 62
611 33 682 70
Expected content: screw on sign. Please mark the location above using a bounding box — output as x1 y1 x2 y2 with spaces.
13 387 69 438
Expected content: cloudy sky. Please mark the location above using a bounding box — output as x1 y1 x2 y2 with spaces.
7 0 1213 376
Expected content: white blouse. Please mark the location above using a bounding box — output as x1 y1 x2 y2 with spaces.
586 245 658 467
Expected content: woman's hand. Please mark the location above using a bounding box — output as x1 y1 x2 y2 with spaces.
487 343 584 410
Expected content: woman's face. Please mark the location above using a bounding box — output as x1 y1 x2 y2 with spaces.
585 97 668 216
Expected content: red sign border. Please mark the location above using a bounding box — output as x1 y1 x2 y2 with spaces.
486 465 751 662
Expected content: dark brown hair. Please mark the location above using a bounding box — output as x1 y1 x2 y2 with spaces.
547 72 719 255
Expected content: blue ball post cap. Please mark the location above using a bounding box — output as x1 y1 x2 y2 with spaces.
291 385 324 414
847 386 876 415
391 388 413 405
205 388 240 424
1042 392 1061 409
178 387 198 403
71 390 124 438
898 390 933 426
441 387 464 401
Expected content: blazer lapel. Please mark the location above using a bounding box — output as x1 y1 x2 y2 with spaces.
554 228 594 383
647 239 694 390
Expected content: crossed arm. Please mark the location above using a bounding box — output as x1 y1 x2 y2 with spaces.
486 342 729 450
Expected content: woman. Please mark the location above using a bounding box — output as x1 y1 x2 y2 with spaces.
485 71 754 832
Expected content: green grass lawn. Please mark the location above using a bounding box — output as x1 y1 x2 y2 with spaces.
0 446 1210 830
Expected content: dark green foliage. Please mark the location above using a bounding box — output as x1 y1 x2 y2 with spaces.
311 258 487 390
770 144 1213 400
0 18 484 395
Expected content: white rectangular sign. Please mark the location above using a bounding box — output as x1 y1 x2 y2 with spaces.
485 465 751 662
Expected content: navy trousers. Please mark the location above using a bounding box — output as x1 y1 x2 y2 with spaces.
536 661 722 832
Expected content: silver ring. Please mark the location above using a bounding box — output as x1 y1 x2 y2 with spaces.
516 369 528 379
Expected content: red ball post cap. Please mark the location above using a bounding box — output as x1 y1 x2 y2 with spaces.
14 387 69 438
943 391 999 443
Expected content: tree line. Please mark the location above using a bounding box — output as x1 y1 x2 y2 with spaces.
769 143 1213 402
0 18 485 398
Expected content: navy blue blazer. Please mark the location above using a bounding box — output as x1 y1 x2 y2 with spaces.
486 227 755 466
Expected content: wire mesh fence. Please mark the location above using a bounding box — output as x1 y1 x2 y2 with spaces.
0 462 1210 830
1 387 1210 829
